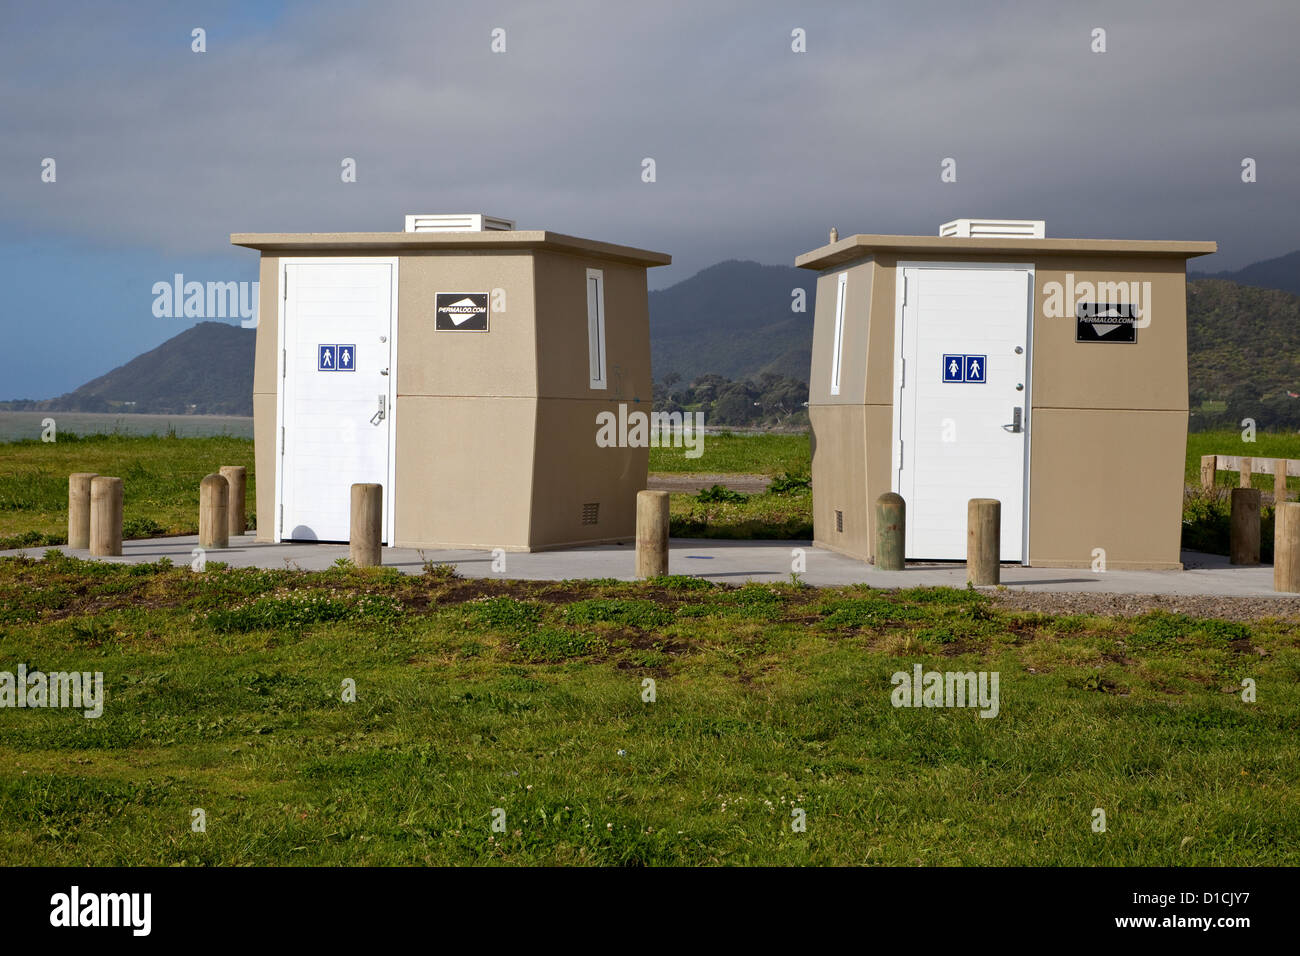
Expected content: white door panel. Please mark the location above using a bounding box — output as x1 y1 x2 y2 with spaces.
894 265 1031 561
280 261 395 543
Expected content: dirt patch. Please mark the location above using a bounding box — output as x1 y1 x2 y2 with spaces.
647 474 772 495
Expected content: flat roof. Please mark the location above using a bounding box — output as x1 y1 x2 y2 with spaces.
230 230 672 267
795 234 1218 270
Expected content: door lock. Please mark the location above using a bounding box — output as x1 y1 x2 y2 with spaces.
370 395 386 425
1002 406 1023 433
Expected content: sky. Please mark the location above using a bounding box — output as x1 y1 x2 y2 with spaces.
2 0 1297 399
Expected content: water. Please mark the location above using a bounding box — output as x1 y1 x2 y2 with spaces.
0 411 253 443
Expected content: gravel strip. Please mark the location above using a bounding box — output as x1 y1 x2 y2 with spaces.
990 590 1300 621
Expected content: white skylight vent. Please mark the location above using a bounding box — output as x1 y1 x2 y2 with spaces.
404 214 515 233
940 219 1045 239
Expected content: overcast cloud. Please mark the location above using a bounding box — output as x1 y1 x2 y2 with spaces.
1 0 1297 397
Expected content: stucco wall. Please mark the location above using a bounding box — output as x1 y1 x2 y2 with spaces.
805 249 1192 568
249 243 656 550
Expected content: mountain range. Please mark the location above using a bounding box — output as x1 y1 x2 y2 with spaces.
3 252 1298 417
1189 249 1300 296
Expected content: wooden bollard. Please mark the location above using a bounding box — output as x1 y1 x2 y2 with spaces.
875 492 905 570
967 498 1001 586
219 466 247 537
89 477 123 557
67 472 98 549
350 483 383 567
199 474 229 549
1275 460 1289 504
1229 487 1260 566
1240 457 1253 489
1200 455 1216 490
635 490 670 578
1275 502 1300 593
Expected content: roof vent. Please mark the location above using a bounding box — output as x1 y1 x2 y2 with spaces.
940 219 1045 239
404 214 515 233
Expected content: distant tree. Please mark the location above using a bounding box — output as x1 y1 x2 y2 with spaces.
759 376 808 420
1228 381 1263 406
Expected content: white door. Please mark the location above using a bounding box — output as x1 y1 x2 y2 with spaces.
893 264 1032 561
279 259 397 543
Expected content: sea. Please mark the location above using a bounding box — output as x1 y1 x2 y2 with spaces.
0 411 254 443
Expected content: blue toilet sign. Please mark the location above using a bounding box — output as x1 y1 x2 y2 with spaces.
317 344 356 372
942 353 987 383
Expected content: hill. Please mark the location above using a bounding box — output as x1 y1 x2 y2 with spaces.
1187 279 1300 428
6 255 1300 429
1 322 254 415
1191 250 1300 297
649 260 813 382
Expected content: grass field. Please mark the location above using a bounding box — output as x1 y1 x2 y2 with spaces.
0 432 811 548
3 428 1296 551
647 431 810 475
0 434 255 550
1 554 1297 866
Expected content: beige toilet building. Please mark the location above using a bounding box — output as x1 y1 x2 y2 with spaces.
797 219 1216 569
233 215 670 551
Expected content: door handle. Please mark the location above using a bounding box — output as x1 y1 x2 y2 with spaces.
369 395 386 425
1002 406 1023 433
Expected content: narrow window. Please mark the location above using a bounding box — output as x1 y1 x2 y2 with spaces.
830 272 848 396
587 268 606 389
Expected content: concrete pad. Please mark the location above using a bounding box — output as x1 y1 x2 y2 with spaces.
0 533 1290 597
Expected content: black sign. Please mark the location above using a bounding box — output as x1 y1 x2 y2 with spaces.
1075 302 1138 343
435 293 489 331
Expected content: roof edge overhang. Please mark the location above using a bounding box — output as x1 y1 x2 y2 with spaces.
795 234 1218 271
230 230 672 267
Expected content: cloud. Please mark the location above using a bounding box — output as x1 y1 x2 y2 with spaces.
1 0 1297 285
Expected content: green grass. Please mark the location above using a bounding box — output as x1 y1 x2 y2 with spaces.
2 429 1295 555
648 431 809 476
669 482 813 539
1 554 1297 865
0 434 255 549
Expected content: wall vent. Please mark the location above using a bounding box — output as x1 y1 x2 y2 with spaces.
404 214 515 233
581 502 600 526
835 510 844 533
939 219 1045 239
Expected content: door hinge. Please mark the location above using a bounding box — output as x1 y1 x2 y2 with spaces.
283 272 288 300
280 426 285 453
898 440 904 469
902 275 907 307
282 349 286 377
898 357 905 388
279 504 283 533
